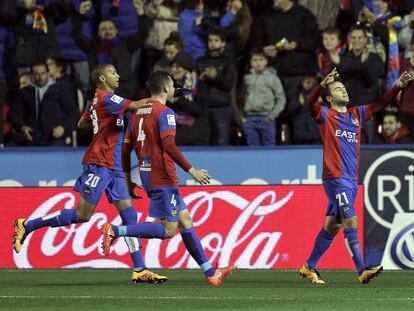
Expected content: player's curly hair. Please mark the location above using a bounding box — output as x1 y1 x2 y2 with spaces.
91 64 113 86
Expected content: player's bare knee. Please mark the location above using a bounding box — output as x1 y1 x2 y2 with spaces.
343 215 358 229
164 222 178 238
178 209 193 228
77 212 91 223
324 216 341 235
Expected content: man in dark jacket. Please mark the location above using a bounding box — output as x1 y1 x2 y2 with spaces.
330 25 384 143
251 0 319 109
72 0 149 99
374 111 413 144
1 0 63 72
196 29 236 146
8 62 79 146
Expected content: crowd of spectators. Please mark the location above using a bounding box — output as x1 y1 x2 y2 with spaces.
0 0 414 147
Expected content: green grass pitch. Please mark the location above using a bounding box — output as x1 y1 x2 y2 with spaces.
0 269 413 311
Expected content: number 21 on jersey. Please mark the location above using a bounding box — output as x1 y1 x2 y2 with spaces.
336 192 349 206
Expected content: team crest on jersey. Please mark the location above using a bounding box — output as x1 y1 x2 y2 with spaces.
110 95 123 104
167 114 176 126
171 208 177 217
351 117 359 126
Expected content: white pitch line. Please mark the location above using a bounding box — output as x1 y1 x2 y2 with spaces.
0 296 413 302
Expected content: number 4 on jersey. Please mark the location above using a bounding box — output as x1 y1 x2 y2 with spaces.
137 118 146 147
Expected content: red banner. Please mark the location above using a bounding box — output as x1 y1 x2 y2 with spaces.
0 186 363 269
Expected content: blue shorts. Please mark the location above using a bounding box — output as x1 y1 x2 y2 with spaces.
147 186 187 222
73 164 130 205
323 178 358 222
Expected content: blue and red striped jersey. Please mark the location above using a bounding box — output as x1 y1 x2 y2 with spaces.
82 88 131 171
124 100 178 187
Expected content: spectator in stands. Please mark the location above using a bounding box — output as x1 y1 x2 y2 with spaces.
18 72 32 89
241 51 286 146
398 8 414 60
55 0 96 95
318 28 344 76
0 0 63 74
8 62 79 146
94 0 141 38
330 25 384 143
196 29 236 146
153 32 184 73
356 6 390 64
288 75 321 144
47 56 80 111
374 111 413 144
168 51 209 145
178 0 207 61
71 0 150 99
201 0 253 58
179 0 236 61
143 0 179 78
251 0 319 112
399 42 414 136
299 0 341 31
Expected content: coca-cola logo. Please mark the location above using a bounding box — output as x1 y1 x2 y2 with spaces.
14 189 293 269
2 186 362 269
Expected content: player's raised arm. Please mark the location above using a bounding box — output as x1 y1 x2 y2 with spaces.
365 71 413 116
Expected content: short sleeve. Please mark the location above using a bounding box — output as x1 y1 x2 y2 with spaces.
158 108 176 139
103 94 131 115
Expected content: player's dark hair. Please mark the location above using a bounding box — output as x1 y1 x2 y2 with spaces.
146 71 172 95
91 64 112 86
32 62 49 72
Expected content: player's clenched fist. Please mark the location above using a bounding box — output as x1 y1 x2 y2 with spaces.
188 167 211 185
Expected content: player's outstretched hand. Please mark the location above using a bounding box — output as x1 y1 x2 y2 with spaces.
188 167 211 185
396 71 413 89
321 68 339 88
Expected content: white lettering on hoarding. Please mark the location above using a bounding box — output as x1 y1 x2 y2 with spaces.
364 151 414 229
14 190 293 269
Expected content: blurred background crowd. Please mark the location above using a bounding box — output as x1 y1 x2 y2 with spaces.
0 0 413 148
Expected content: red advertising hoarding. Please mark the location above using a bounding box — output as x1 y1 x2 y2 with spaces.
0 186 363 269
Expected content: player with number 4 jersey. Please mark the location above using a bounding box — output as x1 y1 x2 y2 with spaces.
13 64 168 284
100 71 235 286
299 68 413 285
